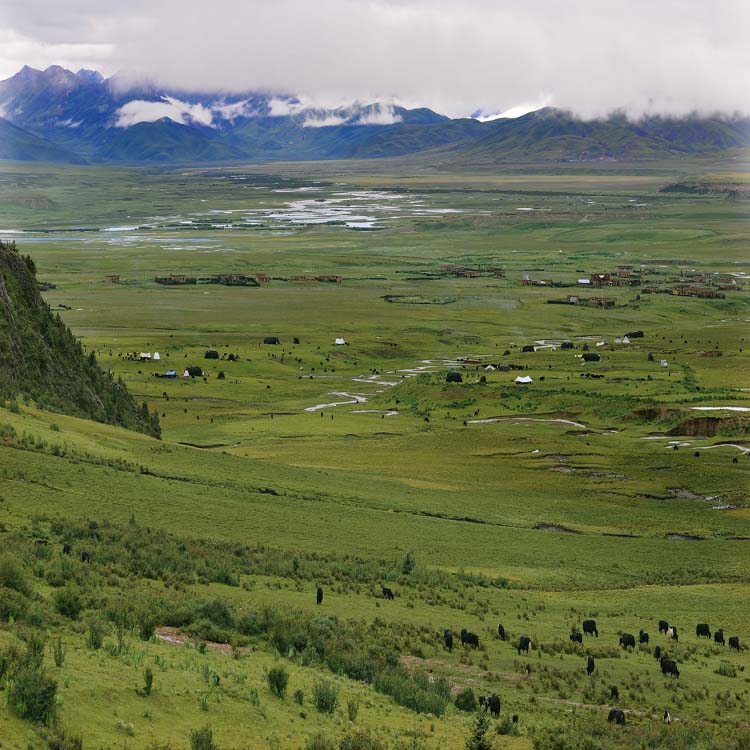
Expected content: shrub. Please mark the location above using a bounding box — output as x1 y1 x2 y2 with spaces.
7 642 57 724
0 586 29 621
0 554 31 596
86 618 105 650
190 725 214 750
347 698 360 722
312 679 339 714
43 727 83 750
455 687 478 712
294 688 305 705
402 551 416 576
466 710 493 750
142 666 154 696
340 728 386 750
717 661 737 678
53 585 83 620
305 733 334 750
52 635 65 667
267 665 289 698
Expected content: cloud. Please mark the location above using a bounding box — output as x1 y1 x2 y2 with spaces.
302 113 349 128
353 104 402 126
0 0 748 118
114 96 214 127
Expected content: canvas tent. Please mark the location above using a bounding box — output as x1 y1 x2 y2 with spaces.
153 352 160 361
515 375 533 384
334 337 346 345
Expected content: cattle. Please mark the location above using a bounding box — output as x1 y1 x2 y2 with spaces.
461 629 480 649
316 586 323 605
667 626 679 642
654 645 662 660
587 655 595 675
62 543 72 555
487 694 500 718
714 629 725 646
729 636 740 652
382 586 394 600
608 708 626 725
610 685 619 700
512 715 518 725
664 709 672 724
661 658 680 678
619 633 636 650
80 550 91 563
582 619 598 637
659 620 669 634
696 623 711 639
639 629 649 645
570 631 583 644
517 635 532 655
444 630 453 652
497 623 506 641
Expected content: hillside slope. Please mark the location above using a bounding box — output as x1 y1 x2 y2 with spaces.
0 117 84 163
0 241 159 435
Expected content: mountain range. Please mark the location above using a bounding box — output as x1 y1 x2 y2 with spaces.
0 65 748 165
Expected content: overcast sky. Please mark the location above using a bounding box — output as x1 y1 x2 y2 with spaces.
0 0 748 118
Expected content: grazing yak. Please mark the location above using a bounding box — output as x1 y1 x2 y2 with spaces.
667 626 679 642
570 631 583 644
382 586 395 600
444 630 453 652
654 645 662 660
619 633 636 650
62 543 72 555
587 656 595 675
639 629 649 645
316 586 323 605
483 694 500 717
608 708 626 725
729 636 740 652
517 635 532 655
661 658 680 678
461 629 480 649
664 709 672 724
696 623 711 639
80 550 91 563
659 620 669 635
582 619 598 637
497 623 506 641
714 629 725 646
610 685 619 700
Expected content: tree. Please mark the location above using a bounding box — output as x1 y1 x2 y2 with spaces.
402 550 416 576
466 709 494 750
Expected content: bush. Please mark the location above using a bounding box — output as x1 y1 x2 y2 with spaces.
86 618 105 650
313 679 339 714
717 661 737 678
53 585 83 620
402 551 416 575
52 635 65 667
0 554 31 596
267 665 289 698
347 698 360 722
7 640 57 724
305 733 334 750
455 687 478 712
466 710 493 750
190 725 214 750
340 728 386 750
0 586 30 621
294 688 305 705
142 666 154 696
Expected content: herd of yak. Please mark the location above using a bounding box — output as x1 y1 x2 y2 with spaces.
316 585 747 724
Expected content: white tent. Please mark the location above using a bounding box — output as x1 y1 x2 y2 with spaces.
334 337 346 345
622 336 630 344
183 369 191 377
484 365 496 371
153 352 161 361
139 352 151 360
660 359 669 368
515 375 533 384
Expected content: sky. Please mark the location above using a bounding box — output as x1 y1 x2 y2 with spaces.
0 0 748 119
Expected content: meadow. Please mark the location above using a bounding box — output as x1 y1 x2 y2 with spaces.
0 157 749 749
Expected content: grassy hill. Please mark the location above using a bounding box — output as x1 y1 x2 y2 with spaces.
0 240 159 435
0 117 84 163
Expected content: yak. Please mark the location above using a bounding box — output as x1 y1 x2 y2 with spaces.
661 658 680 678
587 656 595 675
517 635 532 655
729 636 740 652
582 619 598 637
639 629 649 645
714 629 725 646
444 630 453 652
608 709 626 725
497 623 506 641
619 633 636 650
570 631 583 644
382 586 395 600
696 623 711 639
316 586 323 605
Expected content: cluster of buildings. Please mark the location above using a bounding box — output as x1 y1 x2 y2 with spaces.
439 264 505 278
153 273 263 287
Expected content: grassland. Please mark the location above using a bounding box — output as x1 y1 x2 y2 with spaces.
0 158 749 749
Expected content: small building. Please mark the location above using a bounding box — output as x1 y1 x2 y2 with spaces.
264 336 281 345
316 275 343 283
104 274 121 283
590 273 611 287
